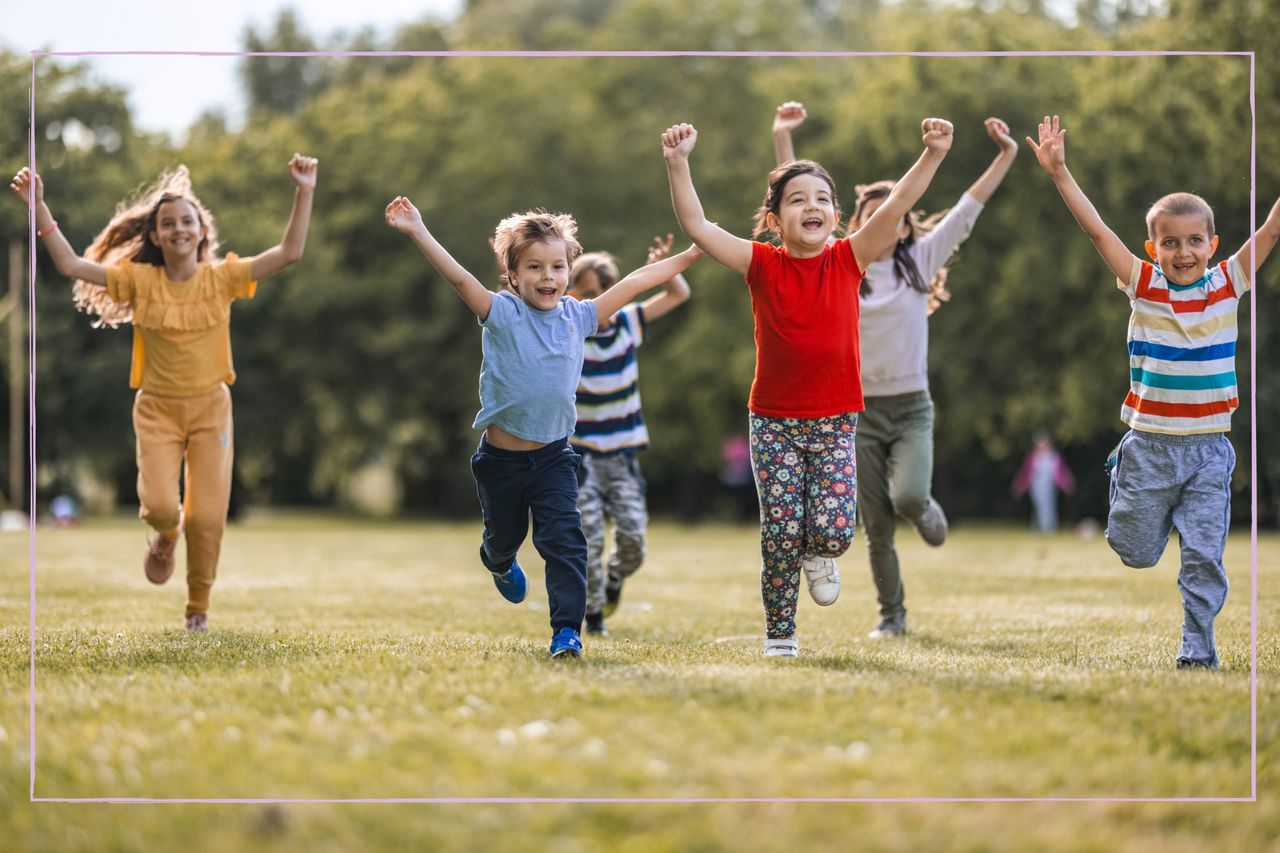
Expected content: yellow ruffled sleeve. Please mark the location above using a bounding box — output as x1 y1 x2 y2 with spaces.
219 253 257 301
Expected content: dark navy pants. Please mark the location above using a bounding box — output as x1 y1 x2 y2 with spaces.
471 436 587 632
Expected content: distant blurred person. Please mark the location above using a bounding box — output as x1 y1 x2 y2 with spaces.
10 156 317 631
1011 430 1075 533
720 434 757 521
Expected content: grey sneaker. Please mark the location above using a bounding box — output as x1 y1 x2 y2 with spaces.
868 614 906 639
914 498 948 547
801 554 840 605
764 638 799 658
185 613 208 632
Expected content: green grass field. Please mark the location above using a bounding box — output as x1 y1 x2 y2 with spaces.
2 515 1276 850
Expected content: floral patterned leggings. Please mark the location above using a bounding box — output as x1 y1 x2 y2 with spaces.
749 411 858 639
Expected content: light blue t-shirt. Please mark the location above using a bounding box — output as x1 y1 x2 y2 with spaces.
473 290 599 443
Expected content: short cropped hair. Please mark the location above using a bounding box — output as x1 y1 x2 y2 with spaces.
1145 192 1215 240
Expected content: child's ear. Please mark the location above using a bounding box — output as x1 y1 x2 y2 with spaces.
1144 240 1158 261
765 211 780 234
1209 234 1219 255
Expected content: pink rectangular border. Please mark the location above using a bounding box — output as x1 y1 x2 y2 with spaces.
24 48 1258 805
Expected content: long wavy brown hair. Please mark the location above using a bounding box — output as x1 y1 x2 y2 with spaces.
852 180 952 315
75 165 219 328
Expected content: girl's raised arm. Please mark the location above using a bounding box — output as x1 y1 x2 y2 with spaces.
772 101 807 167
662 124 754 276
966 117 1018 204
385 195 494 320
593 243 702 324
9 167 108 286
248 154 318 281
850 118 953 272
1025 115 1135 284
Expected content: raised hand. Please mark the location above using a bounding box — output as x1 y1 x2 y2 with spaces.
921 118 954 153
645 233 674 265
288 153 319 190
1026 115 1067 174
772 101 807 134
984 117 1017 155
9 167 43 205
662 123 698 161
384 196 424 233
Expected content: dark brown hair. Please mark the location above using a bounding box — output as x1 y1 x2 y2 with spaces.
852 180 952 313
751 159 841 240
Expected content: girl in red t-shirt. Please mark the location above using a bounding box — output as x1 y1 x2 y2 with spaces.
661 120 952 656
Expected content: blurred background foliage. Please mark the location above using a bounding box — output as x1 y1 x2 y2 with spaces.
3 0 1277 524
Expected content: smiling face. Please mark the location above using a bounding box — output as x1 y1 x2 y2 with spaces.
1145 212 1219 286
149 198 207 262
767 173 838 255
510 238 571 311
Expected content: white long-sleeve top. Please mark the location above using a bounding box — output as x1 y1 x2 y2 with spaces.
857 192 984 397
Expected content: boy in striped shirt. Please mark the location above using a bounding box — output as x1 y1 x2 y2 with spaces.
568 236 692 635
1029 115 1280 668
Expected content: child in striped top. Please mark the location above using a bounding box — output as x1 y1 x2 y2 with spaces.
1029 114 1280 669
568 235 691 635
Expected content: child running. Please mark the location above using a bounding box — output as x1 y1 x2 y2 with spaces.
568 234 691 636
1028 114 1280 668
9 156 318 630
384 198 700 658
771 101 1017 639
661 118 953 657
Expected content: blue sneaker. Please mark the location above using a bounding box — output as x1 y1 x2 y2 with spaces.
492 561 528 603
549 627 583 658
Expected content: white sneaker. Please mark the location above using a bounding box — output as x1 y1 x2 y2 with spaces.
764 638 799 658
801 554 840 605
914 498 948 547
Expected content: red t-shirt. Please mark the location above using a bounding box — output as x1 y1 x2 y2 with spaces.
746 239 864 418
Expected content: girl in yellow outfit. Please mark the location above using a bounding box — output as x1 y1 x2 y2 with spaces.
10 155 317 630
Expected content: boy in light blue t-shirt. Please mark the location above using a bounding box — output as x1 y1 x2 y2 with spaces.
386 197 700 657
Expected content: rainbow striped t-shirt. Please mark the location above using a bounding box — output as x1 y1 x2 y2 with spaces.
1118 253 1250 435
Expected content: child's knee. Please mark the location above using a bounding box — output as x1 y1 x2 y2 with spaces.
892 493 930 522
1106 531 1162 569
139 503 181 534
813 527 856 558
612 531 646 575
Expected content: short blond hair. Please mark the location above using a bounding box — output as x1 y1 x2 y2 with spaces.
1145 192 1215 240
492 210 582 290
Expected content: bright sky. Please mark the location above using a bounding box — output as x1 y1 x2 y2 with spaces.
7 0 463 139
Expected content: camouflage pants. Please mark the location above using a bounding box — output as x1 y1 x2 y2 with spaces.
577 452 648 615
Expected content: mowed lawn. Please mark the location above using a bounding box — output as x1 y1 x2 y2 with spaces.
1 515 1276 850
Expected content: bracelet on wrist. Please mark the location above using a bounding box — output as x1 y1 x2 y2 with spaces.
37 220 59 238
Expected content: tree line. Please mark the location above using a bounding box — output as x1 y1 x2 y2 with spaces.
2 0 1277 524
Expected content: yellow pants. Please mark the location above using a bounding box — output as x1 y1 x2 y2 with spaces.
132 384 233 617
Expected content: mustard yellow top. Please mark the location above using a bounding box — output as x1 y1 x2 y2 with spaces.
105 254 256 396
